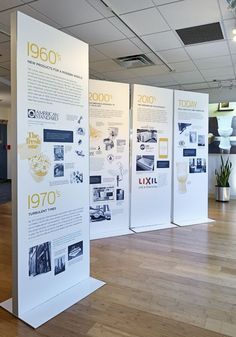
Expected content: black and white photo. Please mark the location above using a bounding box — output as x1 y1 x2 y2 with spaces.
54 163 64 177
93 186 114 202
54 255 65 275
54 145 64 161
29 241 51 277
136 155 154 171
68 241 83 261
137 128 157 143
90 205 111 222
189 158 206 173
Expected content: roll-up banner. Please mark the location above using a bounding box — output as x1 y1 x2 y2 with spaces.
130 84 175 232
89 80 130 239
172 90 213 226
0 12 104 328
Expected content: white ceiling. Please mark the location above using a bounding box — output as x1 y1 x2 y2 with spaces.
0 0 236 106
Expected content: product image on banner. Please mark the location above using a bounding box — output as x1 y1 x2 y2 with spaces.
189 158 206 173
176 162 188 194
136 155 154 171
137 129 157 143
90 205 111 222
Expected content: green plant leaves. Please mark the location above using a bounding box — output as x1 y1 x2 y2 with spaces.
215 156 232 187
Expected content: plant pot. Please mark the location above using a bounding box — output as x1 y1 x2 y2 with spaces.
215 186 230 202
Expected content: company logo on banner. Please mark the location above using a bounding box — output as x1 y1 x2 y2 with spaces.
138 177 158 188
28 109 59 121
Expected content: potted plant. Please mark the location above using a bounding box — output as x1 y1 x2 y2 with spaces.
215 156 232 202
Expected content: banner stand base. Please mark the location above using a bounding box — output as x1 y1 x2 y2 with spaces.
131 223 177 233
172 218 215 227
0 277 105 329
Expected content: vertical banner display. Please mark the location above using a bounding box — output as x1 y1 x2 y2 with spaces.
2 12 103 328
172 90 210 226
89 80 130 239
130 84 174 231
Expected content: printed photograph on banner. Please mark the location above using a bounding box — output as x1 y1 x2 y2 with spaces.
54 145 64 161
116 189 124 201
54 163 64 177
136 155 155 171
70 171 83 184
176 161 188 194
29 242 51 277
189 131 197 144
137 128 157 143
89 205 111 222
54 256 66 276
198 135 205 147
189 158 206 173
68 241 83 261
93 186 114 202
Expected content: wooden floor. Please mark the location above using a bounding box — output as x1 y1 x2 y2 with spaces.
1 200 236 337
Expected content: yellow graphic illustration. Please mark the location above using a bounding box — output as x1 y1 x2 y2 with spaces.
18 132 51 182
90 125 102 139
29 153 51 182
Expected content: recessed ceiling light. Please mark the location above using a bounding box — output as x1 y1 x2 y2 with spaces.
233 28 236 34
233 35 236 42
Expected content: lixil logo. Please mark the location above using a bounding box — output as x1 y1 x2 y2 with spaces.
139 177 158 185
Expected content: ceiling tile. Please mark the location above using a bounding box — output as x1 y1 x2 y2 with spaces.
94 39 142 58
228 40 236 54
0 0 22 11
0 4 61 30
102 69 139 81
169 60 197 72
159 48 190 62
121 7 169 36
200 66 235 81
0 32 9 44
218 0 235 20
104 0 155 15
86 0 114 18
185 41 230 59
130 64 169 77
159 0 221 30
142 31 182 51
66 19 126 45
182 83 209 90
89 47 108 62
153 0 185 5
171 70 205 84
144 52 165 65
222 19 236 40
30 0 103 27
0 66 9 77
0 42 10 63
194 55 233 69
0 61 10 70
108 17 135 38
90 59 122 72
141 73 178 85
130 37 151 53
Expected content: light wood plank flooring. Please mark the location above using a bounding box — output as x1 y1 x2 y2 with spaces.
1 199 236 337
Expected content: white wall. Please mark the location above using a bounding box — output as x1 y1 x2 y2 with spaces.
200 87 236 198
0 106 11 179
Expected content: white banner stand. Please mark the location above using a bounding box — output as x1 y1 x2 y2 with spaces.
89 80 132 239
130 84 176 232
0 11 104 329
172 90 214 226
